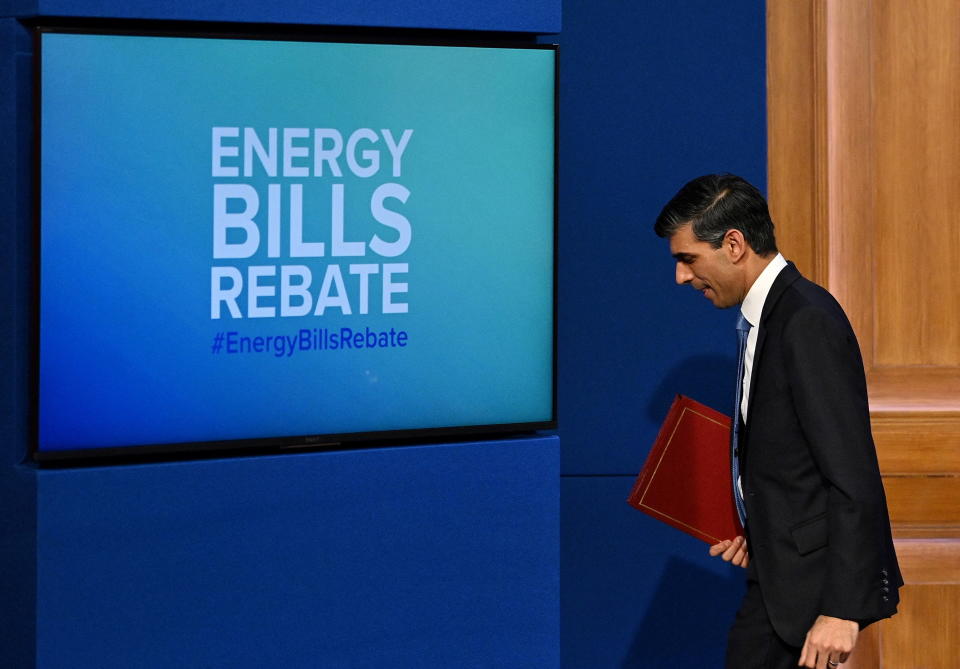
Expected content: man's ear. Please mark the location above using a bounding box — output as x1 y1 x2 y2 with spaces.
723 229 748 263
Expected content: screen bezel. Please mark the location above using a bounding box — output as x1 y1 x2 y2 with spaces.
31 21 558 465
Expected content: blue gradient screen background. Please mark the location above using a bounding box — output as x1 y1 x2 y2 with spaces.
38 32 555 452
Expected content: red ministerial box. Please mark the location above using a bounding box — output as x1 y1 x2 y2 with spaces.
627 395 744 544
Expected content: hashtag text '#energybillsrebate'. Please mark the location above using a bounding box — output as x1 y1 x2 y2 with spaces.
211 327 409 358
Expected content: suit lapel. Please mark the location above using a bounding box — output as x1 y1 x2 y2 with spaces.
744 261 801 429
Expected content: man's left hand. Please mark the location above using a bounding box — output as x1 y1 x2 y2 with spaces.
708 535 749 568
798 615 858 668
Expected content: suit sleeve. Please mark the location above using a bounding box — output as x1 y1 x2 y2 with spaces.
782 304 891 621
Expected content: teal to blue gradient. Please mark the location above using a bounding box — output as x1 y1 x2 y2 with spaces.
39 33 554 451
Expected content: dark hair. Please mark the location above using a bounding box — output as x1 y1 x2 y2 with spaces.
653 174 778 255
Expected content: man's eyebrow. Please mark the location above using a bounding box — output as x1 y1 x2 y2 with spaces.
672 252 696 261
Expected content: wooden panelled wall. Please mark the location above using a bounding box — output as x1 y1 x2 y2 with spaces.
768 1 960 667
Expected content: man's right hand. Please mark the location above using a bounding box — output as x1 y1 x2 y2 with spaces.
709 535 749 567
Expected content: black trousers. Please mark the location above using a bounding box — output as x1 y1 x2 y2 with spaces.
725 562 802 669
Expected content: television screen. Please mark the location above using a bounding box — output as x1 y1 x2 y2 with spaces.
35 27 556 461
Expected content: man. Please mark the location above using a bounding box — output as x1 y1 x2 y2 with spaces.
654 174 901 669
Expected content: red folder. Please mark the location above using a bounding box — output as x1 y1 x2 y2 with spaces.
627 395 744 544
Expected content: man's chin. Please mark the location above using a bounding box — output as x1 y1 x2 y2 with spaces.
700 289 727 308
706 293 734 309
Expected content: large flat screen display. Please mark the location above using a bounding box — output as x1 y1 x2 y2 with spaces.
36 27 556 461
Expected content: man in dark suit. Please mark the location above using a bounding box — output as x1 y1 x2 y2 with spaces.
654 174 901 669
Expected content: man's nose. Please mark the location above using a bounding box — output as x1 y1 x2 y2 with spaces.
675 262 693 285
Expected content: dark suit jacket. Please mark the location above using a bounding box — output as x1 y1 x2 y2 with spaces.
739 262 902 647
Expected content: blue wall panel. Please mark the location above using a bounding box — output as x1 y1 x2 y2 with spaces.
34 437 559 668
557 0 766 476
0 19 37 667
0 19 32 467
557 0 766 665
562 477 743 668
1 0 560 33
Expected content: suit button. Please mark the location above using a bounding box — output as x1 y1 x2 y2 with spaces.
881 568 888 576
882 595 889 602
882 587 890 594
881 578 889 585
748 491 756 497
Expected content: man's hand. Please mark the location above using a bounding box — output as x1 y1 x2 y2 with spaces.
798 615 858 668
708 535 749 567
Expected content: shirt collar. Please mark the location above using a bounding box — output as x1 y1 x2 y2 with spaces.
740 253 787 327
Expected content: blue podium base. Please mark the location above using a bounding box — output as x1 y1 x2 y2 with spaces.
5 437 558 668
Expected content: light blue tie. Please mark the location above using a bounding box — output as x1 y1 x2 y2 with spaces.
731 311 752 527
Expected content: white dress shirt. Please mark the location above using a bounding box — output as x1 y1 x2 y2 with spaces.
739 253 788 421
